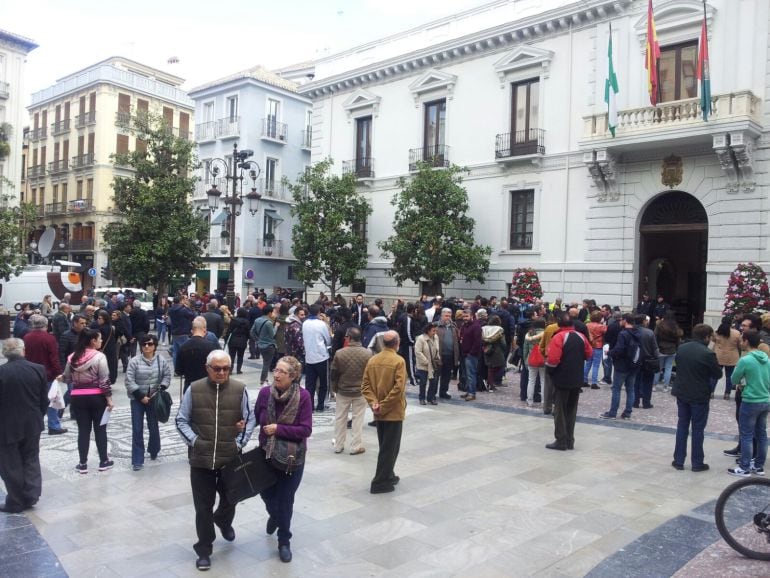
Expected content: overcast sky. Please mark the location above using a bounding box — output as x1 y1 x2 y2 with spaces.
4 0 493 98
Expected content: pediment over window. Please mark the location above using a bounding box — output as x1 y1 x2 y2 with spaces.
342 89 381 118
408 69 457 104
493 45 554 86
635 0 715 46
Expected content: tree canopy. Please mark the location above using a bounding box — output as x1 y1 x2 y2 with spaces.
0 185 37 281
378 162 491 293
288 159 372 297
102 112 208 295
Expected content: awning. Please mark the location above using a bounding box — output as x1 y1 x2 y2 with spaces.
265 208 284 225
211 210 228 225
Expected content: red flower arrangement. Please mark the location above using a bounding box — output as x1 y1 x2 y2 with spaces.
723 262 770 316
510 268 543 304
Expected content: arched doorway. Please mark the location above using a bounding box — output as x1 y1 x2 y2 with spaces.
638 191 708 333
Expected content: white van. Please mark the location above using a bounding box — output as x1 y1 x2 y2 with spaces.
93 287 154 311
0 262 84 312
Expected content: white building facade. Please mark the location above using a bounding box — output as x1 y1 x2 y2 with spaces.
0 29 37 203
189 67 311 298
300 0 770 328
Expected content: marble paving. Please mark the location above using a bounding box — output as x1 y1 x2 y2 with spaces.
1 355 765 576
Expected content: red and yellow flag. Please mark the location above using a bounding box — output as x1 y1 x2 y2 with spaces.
645 0 661 106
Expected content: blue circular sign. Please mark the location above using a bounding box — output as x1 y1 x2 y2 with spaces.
88 267 97 277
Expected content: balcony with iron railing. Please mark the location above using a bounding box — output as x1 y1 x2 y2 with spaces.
28 165 46 179
36 204 45 217
45 202 67 216
495 128 545 159
0 80 9 99
409 144 450 171
258 179 291 201
30 127 47 141
68 199 95 214
261 118 287 143
195 121 216 141
301 128 312 149
48 159 69 174
207 236 240 255
51 118 71 136
115 111 131 127
581 90 762 146
342 158 375 179
255 239 286 258
70 238 95 251
218 117 240 139
75 111 96 128
71 153 95 169
193 177 229 201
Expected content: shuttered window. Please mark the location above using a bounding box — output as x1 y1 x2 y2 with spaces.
116 134 129 155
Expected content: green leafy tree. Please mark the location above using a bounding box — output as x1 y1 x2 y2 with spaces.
288 159 372 297
103 112 208 295
0 181 37 280
378 162 491 294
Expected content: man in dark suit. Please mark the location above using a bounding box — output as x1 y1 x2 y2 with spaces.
0 338 50 513
202 301 224 339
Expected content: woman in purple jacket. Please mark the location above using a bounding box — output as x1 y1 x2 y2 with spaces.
256 355 312 563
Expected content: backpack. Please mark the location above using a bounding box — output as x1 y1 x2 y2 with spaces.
627 331 645 368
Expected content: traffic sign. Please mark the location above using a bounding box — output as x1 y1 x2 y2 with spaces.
88 267 97 277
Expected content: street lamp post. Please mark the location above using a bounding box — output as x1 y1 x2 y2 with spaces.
205 143 261 311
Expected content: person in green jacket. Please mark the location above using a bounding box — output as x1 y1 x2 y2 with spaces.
728 330 770 477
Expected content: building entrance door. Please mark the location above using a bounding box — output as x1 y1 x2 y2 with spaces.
638 191 708 334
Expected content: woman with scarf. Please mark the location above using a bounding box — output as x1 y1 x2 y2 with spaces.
62 328 114 474
255 356 312 564
125 334 172 471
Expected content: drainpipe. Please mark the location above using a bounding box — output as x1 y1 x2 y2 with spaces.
559 19 575 300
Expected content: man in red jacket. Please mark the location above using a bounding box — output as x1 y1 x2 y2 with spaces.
23 314 67 435
545 314 592 450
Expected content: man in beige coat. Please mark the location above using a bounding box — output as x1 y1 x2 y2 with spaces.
361 331 407 494
330 327 372 455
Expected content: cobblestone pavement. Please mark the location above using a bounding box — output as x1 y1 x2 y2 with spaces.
2 351 769 576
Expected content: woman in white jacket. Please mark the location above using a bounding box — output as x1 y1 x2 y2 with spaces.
415 323 442 405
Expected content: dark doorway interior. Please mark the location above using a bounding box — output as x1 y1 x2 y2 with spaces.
639 191 708 335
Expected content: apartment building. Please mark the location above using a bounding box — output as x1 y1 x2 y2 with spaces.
0 29 37 204
301 0 770 328
26 56 194 285
189 66 311 297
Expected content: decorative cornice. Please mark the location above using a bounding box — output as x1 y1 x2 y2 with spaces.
634 0 716 46
493 45 554 86
341 89 382 118
408 69 458 105
300 0 633 99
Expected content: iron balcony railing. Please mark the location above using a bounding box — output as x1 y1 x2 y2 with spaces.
261 118 287 142
75 111 96 127
51 118 71 136
495 128 545 159
408 144 450 171
195 121 216 141
70 238 95 251
342 158 375 179
207 236 240 255
45 202 67 216
115 111 131 126
68 199 94 214
258 178 291 201
301 128 312 149
217 117 240 138
28 165 46 178
48 159 69 174
0 81 9 99
30 127 47 141
71 153 95 169
36 205 45 217
255 239 284 257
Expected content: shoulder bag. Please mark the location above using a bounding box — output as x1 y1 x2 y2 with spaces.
527 344 545 368
270 437 306 474
221 447 277 503
150 357 173 423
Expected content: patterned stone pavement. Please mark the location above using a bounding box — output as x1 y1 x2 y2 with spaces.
2 352 769 576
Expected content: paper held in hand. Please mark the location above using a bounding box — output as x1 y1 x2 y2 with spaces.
100 407 111 426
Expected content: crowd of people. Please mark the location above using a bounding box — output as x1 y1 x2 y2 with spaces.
3 285 770 570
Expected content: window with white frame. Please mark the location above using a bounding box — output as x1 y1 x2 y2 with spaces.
266 99 280 138
226 96 238 121
203 101 214 123
265 158 278 193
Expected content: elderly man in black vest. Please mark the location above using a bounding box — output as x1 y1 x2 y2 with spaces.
0 338 49 513
176 349 255 571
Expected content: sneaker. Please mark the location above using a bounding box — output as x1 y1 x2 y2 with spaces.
599 413 616 419
752 466 765 476
98 460 114 472
728 466 751 478
75 463 88 474
132 464 143 471
620 413 631 419
723 446 741 457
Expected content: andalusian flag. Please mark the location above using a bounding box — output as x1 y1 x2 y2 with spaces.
697 1 711 121
605 24 619 137
645 0 661 106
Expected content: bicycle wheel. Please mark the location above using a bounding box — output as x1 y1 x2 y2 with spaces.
715 477 770 561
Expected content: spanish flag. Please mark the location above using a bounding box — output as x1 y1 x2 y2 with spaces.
697 0 711 121
645 0 661 106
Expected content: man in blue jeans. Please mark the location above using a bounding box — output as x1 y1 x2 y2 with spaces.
460 309 482 402
671 323 721 471
600 313 641 419
728 329 770 477
302 304 331 411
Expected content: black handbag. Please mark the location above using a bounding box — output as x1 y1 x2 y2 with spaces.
152 389 173 423
221 447 278 503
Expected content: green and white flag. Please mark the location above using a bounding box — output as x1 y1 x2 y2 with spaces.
605 24 619 137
